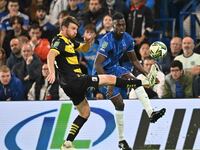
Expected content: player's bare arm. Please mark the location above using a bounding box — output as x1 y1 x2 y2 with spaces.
127 51 148 75
95 54 106 74
47 50 59 84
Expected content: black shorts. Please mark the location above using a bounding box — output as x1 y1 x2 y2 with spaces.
59 75 99 105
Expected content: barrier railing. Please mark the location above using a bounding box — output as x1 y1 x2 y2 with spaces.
179 0 200 41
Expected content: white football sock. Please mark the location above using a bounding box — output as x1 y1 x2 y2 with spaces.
115 110 124 141
135 86 153 117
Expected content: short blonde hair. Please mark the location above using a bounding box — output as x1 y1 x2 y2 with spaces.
0 65 10 73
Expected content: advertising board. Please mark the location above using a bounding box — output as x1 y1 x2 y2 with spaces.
0 99 200 150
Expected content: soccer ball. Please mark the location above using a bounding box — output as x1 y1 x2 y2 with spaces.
149 41 167 60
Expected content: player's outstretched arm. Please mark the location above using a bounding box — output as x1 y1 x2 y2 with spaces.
95 53 106 74
127 51 148 75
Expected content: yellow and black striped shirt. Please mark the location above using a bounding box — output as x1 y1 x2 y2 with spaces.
50 34 82 79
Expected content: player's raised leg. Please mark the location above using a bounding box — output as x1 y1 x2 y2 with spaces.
98 74 166 123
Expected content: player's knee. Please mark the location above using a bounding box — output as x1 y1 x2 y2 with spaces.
115 102 124 111
111 96 125 111
80 110 90 119
78 103 91 119
113 100 124 111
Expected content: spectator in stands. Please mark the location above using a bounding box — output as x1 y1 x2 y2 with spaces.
174 36 200 75
98 14 113 39
25 0 50 22
129 57 165 99
139 42 150 62
28 24 50 63
49 0 68 25
12 43 42 99
0 0 7 22
105 0 127 15
3 16 28 57
77 0 89 12
6 38 23 70
66 0 81 18
162 60 193 98
0 65 25 101
0 0 29 46
82 0 108 34
54 10 70 34
158 37 182 74
28 63 69 100
126 0 154 47
0 47 6 67
80 24 97 75
18 35 29 45
169 37 182 57
9 16 28 38
133 42 150 76
34 5 57 41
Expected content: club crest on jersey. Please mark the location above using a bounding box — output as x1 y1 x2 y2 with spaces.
101 41 108 49
52 41 60 49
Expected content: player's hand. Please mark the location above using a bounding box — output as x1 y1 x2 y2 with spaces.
47 72 56 84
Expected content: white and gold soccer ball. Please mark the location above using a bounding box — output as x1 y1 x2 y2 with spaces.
149 41 167 60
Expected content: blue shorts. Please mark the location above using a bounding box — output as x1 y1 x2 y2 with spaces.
105 65 130 98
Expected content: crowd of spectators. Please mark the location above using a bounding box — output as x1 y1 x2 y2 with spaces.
0 0 200 101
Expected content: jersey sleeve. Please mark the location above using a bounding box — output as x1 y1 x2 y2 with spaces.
50 38 65 54
126 34 135 52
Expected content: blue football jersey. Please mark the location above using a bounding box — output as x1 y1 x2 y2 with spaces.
97 31 135 71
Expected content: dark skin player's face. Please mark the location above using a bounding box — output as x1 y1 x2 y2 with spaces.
113 19 126 38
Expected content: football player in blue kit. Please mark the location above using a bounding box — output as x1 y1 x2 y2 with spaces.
94 12 166 150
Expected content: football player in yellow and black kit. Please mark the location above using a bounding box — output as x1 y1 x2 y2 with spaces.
47 16 163 150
